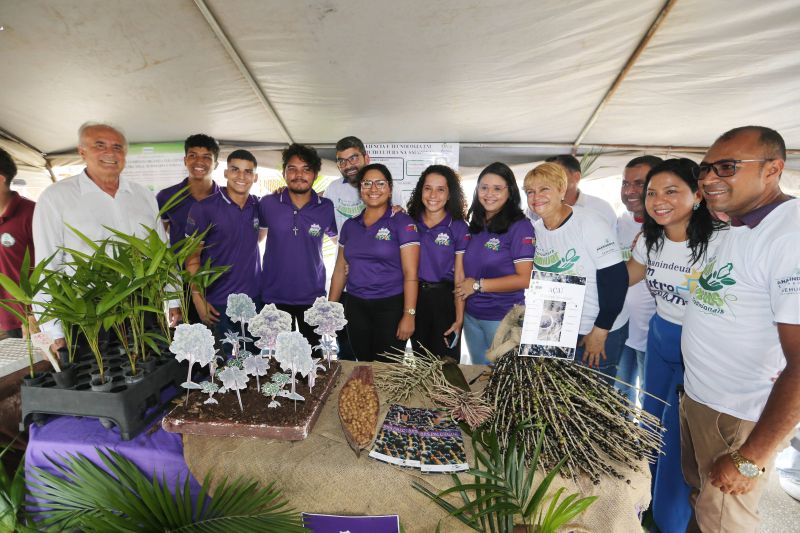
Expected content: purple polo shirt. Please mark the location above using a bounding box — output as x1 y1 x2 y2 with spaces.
156 178 220 245
339 209 420 299
185 188 262 306
463 218 536 320
417 214 470 283
258 189 337 305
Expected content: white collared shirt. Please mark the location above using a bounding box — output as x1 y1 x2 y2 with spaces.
32 170 167 338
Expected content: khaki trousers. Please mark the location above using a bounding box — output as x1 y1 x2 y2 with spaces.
679 395 781 533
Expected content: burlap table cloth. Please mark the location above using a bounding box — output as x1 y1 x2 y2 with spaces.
182 354 650 532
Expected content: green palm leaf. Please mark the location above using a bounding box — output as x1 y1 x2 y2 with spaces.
28 448 305 532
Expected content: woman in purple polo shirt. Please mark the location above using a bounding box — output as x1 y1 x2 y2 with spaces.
455 162 535 365
329 163 420 362
406 165 469 360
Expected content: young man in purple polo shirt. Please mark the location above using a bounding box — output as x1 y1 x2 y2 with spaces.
185 149 265 352
0 147 35 339
156 134 221 246
259 144 336 348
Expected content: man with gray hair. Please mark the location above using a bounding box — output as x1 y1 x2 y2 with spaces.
33 122 180 352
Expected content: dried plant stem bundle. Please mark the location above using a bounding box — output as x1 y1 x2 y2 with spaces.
374 348 448 403
429 383 493 429
483 352 664 484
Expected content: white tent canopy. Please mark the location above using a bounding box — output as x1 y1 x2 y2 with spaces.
1 0 798 193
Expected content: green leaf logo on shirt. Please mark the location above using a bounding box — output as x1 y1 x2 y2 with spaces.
534 248 580 273
693 261 737 314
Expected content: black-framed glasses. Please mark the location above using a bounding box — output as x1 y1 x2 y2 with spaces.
695 159 772 180
336 154 361 167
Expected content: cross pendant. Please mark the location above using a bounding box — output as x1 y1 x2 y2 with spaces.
293 226 298 236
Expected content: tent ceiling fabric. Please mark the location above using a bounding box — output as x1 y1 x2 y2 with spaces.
0 0 797 160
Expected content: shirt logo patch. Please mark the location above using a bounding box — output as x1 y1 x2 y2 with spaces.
692 260 737 314
308 223 321 237
534 248 580 273
405 223 417 232
484 238 501 252
434 233 451 246
0 233 15 247
522 236 535 246
253 217 260 231
375 227 392 241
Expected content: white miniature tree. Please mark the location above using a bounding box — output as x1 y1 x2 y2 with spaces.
248 304 292 357
307 358 326 391
199 380 220 405
243 353 269 390
170 323 216 405
226 293 257 355
273 331 313 403
261 382 283 408
304 297 347 366
218 365 249 412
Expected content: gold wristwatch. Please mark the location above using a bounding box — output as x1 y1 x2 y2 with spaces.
730 450 764 478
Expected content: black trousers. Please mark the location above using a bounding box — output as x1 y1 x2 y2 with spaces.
274 303 322 351
335 293 356 361
411 281 461 360
344 293 405 362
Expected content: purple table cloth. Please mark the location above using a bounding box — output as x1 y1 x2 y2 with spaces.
25 412 201 504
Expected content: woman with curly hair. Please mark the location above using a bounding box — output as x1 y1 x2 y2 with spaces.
626 158 727 533
455 162 535 365
406 165 469 359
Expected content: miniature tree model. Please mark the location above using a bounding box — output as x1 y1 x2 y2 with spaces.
169 323 216 405
304 297 347 367
218 366 249 412
273 331 313 404
226 293 256 354
243 353 269 390
248 304 292 357
306 358 326 391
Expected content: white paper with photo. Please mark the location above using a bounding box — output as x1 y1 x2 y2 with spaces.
519 272 586 359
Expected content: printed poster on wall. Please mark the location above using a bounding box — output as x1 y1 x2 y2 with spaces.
519 271 586 360
366 143 460 206
120 142 185 193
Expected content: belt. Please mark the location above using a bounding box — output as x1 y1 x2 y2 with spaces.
419 280 454 290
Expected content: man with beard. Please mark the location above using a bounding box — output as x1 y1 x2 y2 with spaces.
258 144 336 347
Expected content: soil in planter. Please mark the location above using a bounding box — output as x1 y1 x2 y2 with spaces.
163 362 341 440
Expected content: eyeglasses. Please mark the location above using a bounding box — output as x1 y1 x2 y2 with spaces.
360 179 388 190
478 184 508 195
336 154 362 167
695 159 772 180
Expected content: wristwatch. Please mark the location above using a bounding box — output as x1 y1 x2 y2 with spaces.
472 279 482 293
406 308 416 316
730 450 764 478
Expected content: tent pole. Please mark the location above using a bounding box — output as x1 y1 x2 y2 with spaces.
193 0 295 144
570 0 678 154
0 127 57 182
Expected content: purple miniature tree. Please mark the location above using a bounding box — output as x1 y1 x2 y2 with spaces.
304 297 347 367
169 323 216 405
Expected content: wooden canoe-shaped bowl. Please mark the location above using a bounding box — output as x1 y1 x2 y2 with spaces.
338 365 380 457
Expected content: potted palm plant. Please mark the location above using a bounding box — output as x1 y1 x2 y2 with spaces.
0 250 53 383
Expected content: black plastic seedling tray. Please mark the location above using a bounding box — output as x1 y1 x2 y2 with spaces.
19 353 185 440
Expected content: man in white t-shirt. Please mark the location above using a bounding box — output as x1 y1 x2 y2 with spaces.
615 156 661 405
680 126 800 532
526 154 617 230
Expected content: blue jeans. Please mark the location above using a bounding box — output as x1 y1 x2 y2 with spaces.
463 313 501 365
574 322 628 386
616 345 645 406
642 313 691 533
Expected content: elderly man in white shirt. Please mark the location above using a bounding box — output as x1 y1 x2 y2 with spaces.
33 122 180 352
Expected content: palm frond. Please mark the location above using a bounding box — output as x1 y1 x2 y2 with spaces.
28 448 305 532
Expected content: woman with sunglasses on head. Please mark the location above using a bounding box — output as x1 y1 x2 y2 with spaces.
406 165 470 360
455 162 535 365
626 158 726 533
329 163 420 362
524 163 629 382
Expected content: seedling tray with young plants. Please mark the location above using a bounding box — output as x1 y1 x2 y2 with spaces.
19 352 185 441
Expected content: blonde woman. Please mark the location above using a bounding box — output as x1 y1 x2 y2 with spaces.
523 163 629 382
